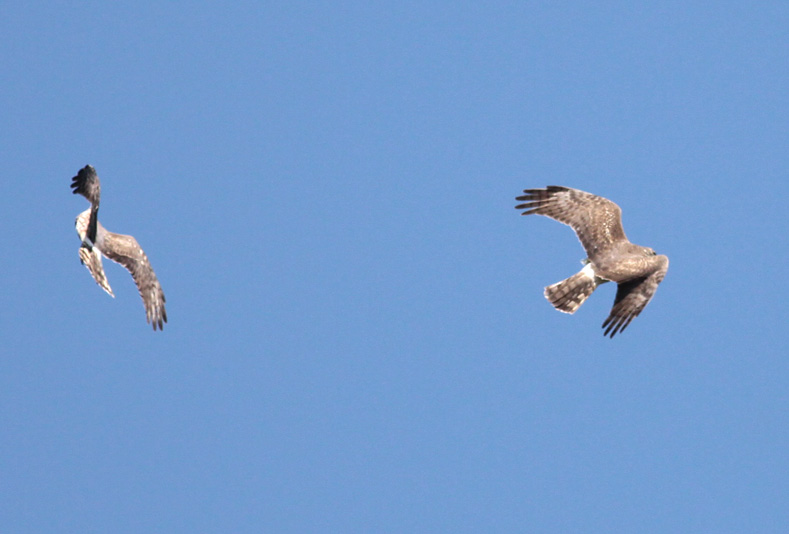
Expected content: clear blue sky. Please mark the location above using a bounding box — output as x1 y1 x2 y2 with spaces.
2 2 788 532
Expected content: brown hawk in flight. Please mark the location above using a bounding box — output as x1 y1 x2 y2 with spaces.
71 165 167 330
516 186 668 337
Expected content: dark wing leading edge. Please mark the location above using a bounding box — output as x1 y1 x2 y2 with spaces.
100 231 167 331
515 186 628 258
71 165 101 245
601 256 668 338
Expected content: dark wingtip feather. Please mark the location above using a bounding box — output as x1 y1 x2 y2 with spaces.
602 318 628 338
70 165 97 195
150 305 167 331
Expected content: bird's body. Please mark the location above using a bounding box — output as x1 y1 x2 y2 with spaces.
516 186 668 337
71 165 167 330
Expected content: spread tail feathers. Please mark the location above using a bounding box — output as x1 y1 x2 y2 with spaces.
544 264 603 314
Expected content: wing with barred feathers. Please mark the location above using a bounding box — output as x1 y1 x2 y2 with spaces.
602 255 669 338
515 186 628 259
100 231 167 331
78 245 114 297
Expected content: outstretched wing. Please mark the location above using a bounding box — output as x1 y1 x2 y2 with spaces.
78 245 114 297
601 256 668 338
515 186 628 258
71 165 101 245
100 231 167 331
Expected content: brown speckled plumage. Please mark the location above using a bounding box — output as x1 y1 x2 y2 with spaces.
516 186 668 338
72 165 167 331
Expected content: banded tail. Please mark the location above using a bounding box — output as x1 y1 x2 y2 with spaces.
544 263 605 314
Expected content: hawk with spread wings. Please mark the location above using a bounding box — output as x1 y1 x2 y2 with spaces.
515 186 668 337
71 165 167 330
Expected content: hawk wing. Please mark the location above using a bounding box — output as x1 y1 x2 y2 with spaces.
100 231 167 331
78 245 114 297
601 257 668 338
71 165 101 245
515 186 628 258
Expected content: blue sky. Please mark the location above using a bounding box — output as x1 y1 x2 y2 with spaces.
2 2 788 532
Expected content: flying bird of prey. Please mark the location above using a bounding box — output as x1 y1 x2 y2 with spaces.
71 165 167 330
515 186 668 338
